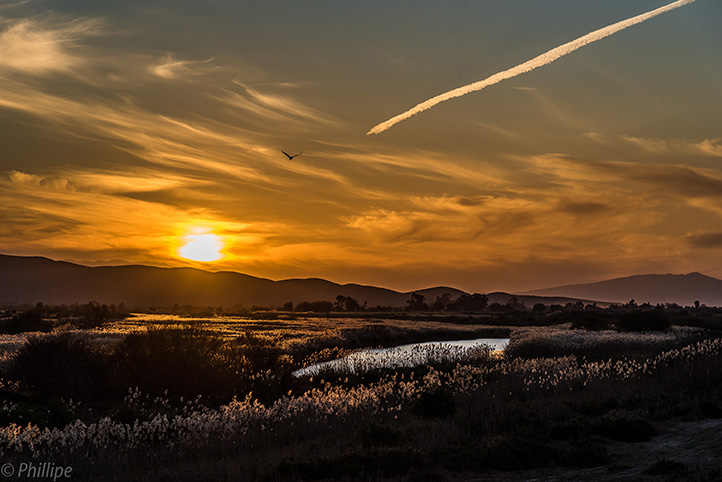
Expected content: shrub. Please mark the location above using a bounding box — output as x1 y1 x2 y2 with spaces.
359 422 401 448
6 332 112 399
75 301 112 328
616 309 671 332
0 305 54 334
114 326 233 399
412 385 456 419
294 300 334 313
570 312 611 331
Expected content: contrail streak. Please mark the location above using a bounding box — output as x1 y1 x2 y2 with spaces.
367 0 696 135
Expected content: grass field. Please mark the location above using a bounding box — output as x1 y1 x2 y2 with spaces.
1 308 722 481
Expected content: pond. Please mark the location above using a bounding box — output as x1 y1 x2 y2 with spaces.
293 337 509 377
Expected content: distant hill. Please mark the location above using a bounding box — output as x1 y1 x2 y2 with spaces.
485 292 608 308
527 272 722 307
0 254 596 310
0 254 470 309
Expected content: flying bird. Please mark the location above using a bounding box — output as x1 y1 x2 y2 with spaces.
282 150 303 160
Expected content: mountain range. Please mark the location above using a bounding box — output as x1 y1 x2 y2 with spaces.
1 254 720 308
1 254 596 309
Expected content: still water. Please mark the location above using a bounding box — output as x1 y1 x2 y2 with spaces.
293 337 509 377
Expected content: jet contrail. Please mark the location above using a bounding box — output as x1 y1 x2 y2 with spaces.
367 0 696 135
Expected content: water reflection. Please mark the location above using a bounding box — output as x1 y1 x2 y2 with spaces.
293 337 509 377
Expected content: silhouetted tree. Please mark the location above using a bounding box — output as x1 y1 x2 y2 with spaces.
488 302 505 312
571 311 611 331
335 295 361 312
617 309 670 332
431 293 454 311
505 296 526 311
406 293 428 311
295 301 334 313
454 293 488 312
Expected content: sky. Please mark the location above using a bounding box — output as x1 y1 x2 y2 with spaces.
0 0 721 293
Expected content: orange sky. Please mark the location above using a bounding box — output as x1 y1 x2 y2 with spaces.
1 0 721 292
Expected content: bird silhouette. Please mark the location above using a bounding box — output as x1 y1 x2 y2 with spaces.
282 150 303 160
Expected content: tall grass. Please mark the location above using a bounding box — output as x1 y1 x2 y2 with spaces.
2 333 722 480
505 325 702 360
294 343 495 377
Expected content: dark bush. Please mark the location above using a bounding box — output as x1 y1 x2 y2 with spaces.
616 310 671 332
0 311 53 334
7 332 113 399
75 301 112 328
359 423 401 448
593 411 657 442
294 300 334 313
570 312 611 331
0 303 56 334
114 327 232 399
412 385 456 419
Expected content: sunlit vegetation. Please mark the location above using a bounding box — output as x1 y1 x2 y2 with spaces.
0 302 130 333
1 302 722 480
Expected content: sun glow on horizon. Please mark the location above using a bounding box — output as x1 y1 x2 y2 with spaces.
179 231 224 262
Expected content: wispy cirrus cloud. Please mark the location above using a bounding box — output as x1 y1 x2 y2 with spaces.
620 136 722 157
0 10 344 173
0 1 31 10
150 54 214 80
0 15 346 189
0 15 104 75
216 81 338 125
584 132 722 159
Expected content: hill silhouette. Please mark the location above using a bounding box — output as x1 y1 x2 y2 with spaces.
0 254 469 308
0 254 598 310
528 272 722 306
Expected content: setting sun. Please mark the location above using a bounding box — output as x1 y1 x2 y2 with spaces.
179 233 223 262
